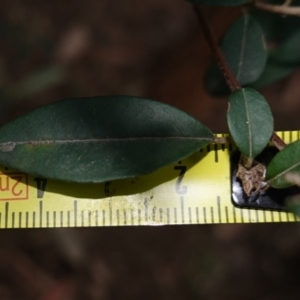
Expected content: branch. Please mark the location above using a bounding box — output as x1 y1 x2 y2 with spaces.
271 132 287 150
254 0 300 17
213 136 231 144
193 4 287 150
192 4 240 92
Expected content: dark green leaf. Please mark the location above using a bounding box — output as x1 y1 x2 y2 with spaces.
227 88 273 159
247 11 300 88
0 96 213 183
271 28 300 64
204 62 230 96
222 15 267 85
187 0 251 6
260 8 300 64
266 140 300 188
205 15 267 96
250 10 278 43
251 59 296 89
286 196 300 217
13 65 65 98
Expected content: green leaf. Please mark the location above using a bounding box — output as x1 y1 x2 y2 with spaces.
227 88 273 159
251 59 296 89
250 10 278 43
286 196 300 217
0 96 213 183
260 9 300 64
222 15 267 85
266 140 300 188
246 11 300 88
271 28 300 64
204 62 230 97
13 65 65 98
205 15 267 96
187 0 251 6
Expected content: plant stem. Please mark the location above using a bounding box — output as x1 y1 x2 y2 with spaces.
271 132 286 150
193 4 287 150
213 134 287 149
193 4 240 92
213 136 231 144
254 0 300 17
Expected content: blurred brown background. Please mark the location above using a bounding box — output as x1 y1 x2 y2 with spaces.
0 0 300 299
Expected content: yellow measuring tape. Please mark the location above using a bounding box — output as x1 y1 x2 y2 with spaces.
0 131 299 228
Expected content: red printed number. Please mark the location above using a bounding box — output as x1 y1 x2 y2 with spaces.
0 173 28 200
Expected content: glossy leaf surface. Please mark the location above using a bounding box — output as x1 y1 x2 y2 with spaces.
205 15 267 96
187 0 251 5
222 15 267 84
227 88 273 159
266 140 300 188
0 97 214 183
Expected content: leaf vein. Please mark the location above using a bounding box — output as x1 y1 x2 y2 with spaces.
236 14 249 81
267 162 300 185
0 136 213 151
243 89 252 158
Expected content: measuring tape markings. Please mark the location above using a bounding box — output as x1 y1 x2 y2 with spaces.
0 131 299 228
